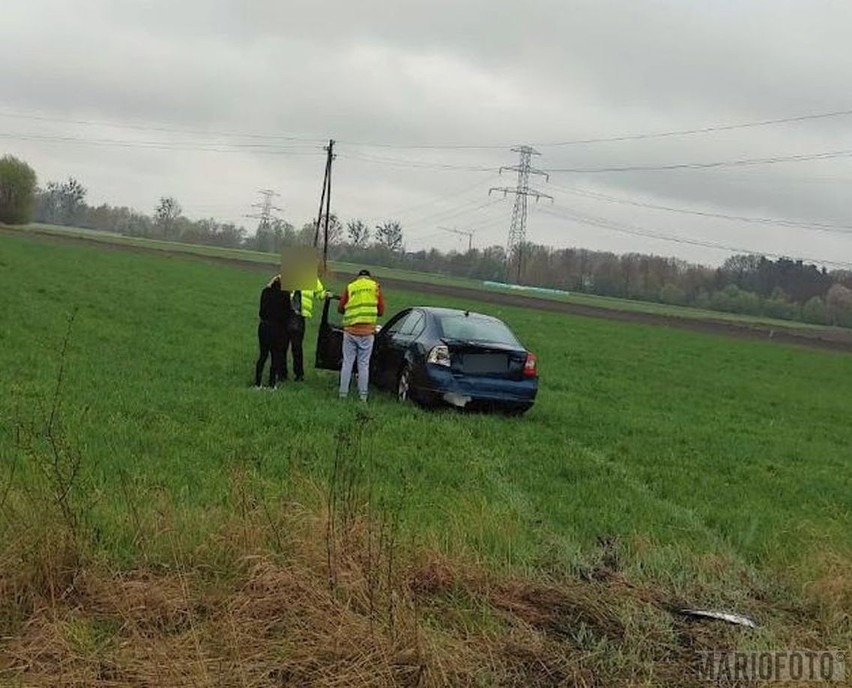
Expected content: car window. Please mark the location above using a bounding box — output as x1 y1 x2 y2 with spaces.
390 311 422 338
382 310 412 336
398 311 425 338
439 315 521 346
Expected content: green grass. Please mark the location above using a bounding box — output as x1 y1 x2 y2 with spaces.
1 230 850 591
7 222 832 332
3 230 851 685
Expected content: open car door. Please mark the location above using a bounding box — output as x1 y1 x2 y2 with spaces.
315 296 343 371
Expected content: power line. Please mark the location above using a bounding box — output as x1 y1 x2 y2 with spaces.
465 215 512 234
439 226 475 252
343 143 852 178
339 150 498 172
358 196 505 250
9 116 852 176
707 173 852 185
401 197 505 231
408 217 509 250
490 146 553 283
5 104 852 151
545 148 852 174
360 175 501 225
536 107 852 146
406 230 455 246
340 140 508 151
0 131 323 154
548 183 852 236
539 204 852 270
338 107 852 148
0 109 326 143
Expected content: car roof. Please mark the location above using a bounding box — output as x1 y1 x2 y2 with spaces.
416 306 502 322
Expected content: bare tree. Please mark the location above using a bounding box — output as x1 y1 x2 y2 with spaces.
318 213 343 246
154 196 182 240
374 220 404 252
346 219 370 248
61 178 87 225
41 177 87 225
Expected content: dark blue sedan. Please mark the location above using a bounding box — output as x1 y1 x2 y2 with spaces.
316 302 538 413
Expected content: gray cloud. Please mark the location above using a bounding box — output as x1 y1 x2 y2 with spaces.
2 0 852 266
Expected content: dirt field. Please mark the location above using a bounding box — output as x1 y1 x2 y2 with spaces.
7 226 852 353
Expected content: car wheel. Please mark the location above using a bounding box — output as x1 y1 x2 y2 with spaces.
503 403 533 416
397 364 411 403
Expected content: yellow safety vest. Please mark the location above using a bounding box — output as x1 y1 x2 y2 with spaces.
343 277 379 327
299 277 324 320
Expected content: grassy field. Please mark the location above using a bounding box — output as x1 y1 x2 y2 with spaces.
8 222 830 332
1 231 850 685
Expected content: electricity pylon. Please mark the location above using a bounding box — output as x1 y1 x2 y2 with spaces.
489 145 552 283
246 189 281 233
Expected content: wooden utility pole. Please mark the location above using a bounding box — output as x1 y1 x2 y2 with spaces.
313 139 335 275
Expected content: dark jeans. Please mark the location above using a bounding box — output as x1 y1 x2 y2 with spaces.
283 315 305 380
255 320 285 386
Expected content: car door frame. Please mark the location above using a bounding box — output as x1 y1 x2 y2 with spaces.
314 296 344 371
387 309 427 382
371 309 415 389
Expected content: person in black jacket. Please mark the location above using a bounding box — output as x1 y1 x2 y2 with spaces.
254 274 291 388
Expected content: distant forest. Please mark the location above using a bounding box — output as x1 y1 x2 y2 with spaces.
30 177 852 328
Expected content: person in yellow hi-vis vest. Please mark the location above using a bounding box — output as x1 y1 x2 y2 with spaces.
337 269 385 401
284 275 326 381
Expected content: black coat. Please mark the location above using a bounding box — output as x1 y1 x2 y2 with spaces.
259 286 292 326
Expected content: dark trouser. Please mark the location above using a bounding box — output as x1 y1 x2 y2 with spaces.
255 320 285 387
283 315 305 380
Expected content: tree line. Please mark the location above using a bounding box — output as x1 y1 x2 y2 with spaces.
333 242 852 327
1 153 850 327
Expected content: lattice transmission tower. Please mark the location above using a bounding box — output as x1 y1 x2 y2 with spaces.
246 189 281 233
490 146 552 283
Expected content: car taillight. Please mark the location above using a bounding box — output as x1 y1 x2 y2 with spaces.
523 352 538 377
427 344 451 367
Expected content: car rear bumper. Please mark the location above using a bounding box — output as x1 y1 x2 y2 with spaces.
413 364 538 408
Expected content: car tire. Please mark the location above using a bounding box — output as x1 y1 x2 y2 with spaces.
397 364 412 403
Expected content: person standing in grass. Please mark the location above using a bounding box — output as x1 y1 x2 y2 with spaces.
254 274 290 388
337 269 384 401
283 274 326 382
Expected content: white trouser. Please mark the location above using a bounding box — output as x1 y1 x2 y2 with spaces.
339 331 374 399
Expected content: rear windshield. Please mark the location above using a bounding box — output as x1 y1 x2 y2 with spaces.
439 315 521 346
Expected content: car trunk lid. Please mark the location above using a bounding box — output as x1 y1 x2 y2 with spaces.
442 339 527 379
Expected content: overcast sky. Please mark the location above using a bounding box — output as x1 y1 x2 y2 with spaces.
3 0 852 268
